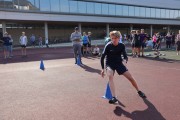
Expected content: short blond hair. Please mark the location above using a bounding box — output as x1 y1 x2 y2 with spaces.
110 31 121 38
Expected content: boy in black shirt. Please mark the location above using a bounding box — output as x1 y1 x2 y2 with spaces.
101 31 146 104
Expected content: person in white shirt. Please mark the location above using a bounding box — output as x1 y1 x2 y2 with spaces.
45 38 49 48
92 45 100 56
19 32 28 57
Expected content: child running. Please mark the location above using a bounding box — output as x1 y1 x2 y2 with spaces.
100 31 146 104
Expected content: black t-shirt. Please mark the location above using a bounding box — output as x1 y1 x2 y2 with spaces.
101 42 128 69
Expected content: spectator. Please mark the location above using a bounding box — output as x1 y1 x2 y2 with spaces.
171 32 176 48
8 34 13 57
2 32 11 59
82 32 89 56
176 30 180 55
38 36 43 48
45 38 49 48
139 29 147 57
70 27 82 64
152 33 157 50
165 32 172 49
88 32 92 54
129 30 136 57
19 32 28 57
92 45 100 56
30 34 36 47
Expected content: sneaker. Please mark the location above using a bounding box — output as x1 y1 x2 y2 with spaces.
138 91 146 98
109 97 118 104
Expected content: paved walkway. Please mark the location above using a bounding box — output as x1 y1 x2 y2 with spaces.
0 46 180 120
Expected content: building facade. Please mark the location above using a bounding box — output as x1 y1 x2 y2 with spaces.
0 0 180 45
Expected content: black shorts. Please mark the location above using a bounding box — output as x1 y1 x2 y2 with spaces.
131 43 135 48
83 43 88 47
135 43 141 48
106 63 128 75
141 42 146 48
88 43 91 47
21 45 26 48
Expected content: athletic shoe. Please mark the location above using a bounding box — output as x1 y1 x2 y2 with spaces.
138 91 146 98
109 97 118 104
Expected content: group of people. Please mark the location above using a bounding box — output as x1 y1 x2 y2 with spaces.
70 27 100 64
128 29 180 57
30 34 49 48
129 29 148 57
0 31 50 59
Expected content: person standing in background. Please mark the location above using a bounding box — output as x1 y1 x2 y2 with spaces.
2 32 11 59
139 29 147 57
19 32 28 57
45 38 49 48
30 34 36 47
88 32 92 54
165 32 172 50
8 34 13 58
70 27 82 64
38 36 43 48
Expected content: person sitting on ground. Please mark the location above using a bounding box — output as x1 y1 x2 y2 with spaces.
92 45 100 56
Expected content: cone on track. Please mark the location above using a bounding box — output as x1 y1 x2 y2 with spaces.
77 56 81 66
40 60 45 71
102 82 113 100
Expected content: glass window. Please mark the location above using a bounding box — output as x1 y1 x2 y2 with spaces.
161 9 166 18
170 10 174 18
174 10 178 18
156 9 160 18
129 6 134 16
135 7 140 17
179 10 180 18
116 5 122 16
34 0 40 9
60 0 69 13
87 2 94 14
109 4 115 15
3 0 13 9
69 1 78 13
50 0 60 12
140 7 145 17
146 8 150 17
123 5 128 16
40 0 50 11
166 10 170 18
78 1 86 14
95 3 101 14
151 8 156 18
102 4 108 15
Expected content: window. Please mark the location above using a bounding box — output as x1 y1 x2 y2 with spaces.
40 0 50 11
151 8 156 18
95 3 101 14
102 4 108 15
170 10 174 18
174 10 178 18
129 6 135 16
123 5 128 16
4 0 13 9
69 1 78 13
135 7 140 17
78 1 86 14
156 9 161 18
60 0 69 12
109 4 115 15
34 0 40 9
166 10 170 18
161 9 166 18
116 5 122 16
145 8 150 17
50 0 60 12
87 2 94 14
140 7 145 17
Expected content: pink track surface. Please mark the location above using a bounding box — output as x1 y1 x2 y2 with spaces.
0 47 180 120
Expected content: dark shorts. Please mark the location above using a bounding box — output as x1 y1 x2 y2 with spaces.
141 42 146 48
177 46 180 51
21 45 26 48
135 43 141 48
106 63 128 75
88 43 91 47
131 43 135 48
83 43 88 47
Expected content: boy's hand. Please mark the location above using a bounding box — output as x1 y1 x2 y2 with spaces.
101 70 105 78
